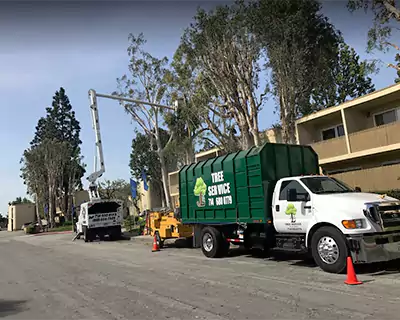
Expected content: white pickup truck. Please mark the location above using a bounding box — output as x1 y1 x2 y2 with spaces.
76 199 123 242
269 175 400 273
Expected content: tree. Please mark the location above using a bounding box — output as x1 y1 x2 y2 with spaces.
129 129 175 206
165 46 206 164
20 146 48 227
98 179 131 213
249 0 342 143
348 0 400 79
30 87 85 219
179 0 268 150
115 33 175 208
306 42 376 114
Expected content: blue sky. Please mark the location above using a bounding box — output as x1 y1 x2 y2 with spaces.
1 0 399 217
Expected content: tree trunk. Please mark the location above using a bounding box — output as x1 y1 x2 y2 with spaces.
279 91 297 144
63 184 71 220
159 153 171 208
240 126 254 150
48 185 56 228
35 194 43 229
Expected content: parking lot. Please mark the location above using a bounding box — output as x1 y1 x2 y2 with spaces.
1 231 400 319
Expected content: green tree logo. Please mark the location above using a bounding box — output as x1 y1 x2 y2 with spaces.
194 177 207 207
285 203 297 223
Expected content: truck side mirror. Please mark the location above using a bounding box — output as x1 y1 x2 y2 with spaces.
355 186 362 192
287 188 298 202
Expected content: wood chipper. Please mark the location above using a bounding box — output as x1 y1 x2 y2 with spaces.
147 209 193 248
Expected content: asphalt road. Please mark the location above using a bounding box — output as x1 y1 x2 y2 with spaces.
1 231 400 319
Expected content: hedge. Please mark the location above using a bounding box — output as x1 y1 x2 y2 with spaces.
371 189 400 199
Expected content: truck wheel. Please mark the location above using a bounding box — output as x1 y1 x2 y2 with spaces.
311 226 348 274
201 227 223 258
220 239 230 257
154 231 163 248
83 227 90 243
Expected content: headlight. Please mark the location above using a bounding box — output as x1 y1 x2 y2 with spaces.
342 219 365 229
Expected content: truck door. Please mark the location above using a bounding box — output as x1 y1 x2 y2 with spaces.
273 180 312 233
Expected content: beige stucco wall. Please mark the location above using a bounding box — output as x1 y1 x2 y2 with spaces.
7 203 36 231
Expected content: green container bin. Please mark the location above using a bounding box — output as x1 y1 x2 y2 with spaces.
179 143 319 224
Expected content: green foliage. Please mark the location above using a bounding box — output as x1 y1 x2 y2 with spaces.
98 179 131 202
8 197 32 206
178 0 267 150
373 189 400 199
21 87 85 226
307 42 376 114
347 0 397 52
347 0 400 81
129 129 175 203
249 0 342 142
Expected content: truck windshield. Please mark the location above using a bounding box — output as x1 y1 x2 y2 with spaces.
300 177 354 194
88 202 121 215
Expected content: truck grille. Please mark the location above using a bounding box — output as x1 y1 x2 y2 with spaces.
378 202 400 229
366 202 400 230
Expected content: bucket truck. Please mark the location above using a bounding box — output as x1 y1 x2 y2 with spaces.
75 89 179 242
75 90 124 242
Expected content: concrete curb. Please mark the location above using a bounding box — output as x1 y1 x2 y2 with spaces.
33 231 73 236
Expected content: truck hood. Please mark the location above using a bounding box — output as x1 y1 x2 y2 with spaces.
313 192 399 213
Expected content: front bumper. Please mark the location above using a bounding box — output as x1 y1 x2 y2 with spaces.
348 231 400 264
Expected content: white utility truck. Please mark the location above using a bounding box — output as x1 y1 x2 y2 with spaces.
75 90 124 242
75 89 178 242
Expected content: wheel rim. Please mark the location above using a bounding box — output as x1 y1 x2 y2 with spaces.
317 236 339 264
203 233 213 252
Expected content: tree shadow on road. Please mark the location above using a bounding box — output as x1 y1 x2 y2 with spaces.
227 247 400 275
0 299 28 317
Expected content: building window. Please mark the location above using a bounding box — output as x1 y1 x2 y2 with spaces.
321 124 345 141
374 108 400 126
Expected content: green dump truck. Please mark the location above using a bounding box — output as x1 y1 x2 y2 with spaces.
179 142 400 273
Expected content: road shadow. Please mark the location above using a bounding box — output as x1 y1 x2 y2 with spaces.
0 300 28 317
163 238 196 249
228 247 318 268
227 247 400 275
354 259 400 275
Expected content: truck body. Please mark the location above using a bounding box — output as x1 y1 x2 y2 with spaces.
76 199 123 242
179 142 400 273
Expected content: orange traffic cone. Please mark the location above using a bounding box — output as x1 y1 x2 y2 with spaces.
344 256 362 285
152 234 160 252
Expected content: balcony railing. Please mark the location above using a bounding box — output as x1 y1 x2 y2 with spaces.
309 121 400 160
348 121 400 153
311 136 348 159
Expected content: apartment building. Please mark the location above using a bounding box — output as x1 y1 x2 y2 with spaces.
296 83 400 192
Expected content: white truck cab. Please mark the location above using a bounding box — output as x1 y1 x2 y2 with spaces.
76 199 123 242
272 175 400 273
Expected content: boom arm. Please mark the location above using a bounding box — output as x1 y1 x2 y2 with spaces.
85 88 179 201
87 89 105 200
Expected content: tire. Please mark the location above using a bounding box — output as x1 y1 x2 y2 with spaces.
220 239 230 257
154 231 163 248
201 227 225 258
83 227 90 243
311 226 348 274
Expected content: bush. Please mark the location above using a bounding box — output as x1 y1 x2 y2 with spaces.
25 225 37 234
372 189 400 199
123 216 135 232
63 220 73 226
